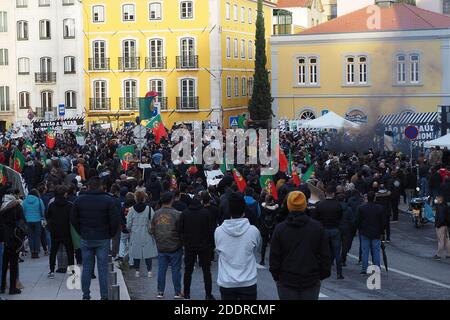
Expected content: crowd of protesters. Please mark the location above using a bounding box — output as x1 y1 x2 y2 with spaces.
0 124 449 300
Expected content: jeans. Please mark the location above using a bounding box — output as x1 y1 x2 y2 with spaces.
157 248 182 294
220 284 257 300
80 239 110 300
27 222 42 254
134 258 153 271
41 227 51 252
276 281 321 300
325 228 342 276
419 177 429 197
183 248 212 297
361 235 381 273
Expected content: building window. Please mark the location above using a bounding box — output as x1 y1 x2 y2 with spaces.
248 77 254 96
148 38 164 68
64 56 76 74
41 90 53 113
65 91 76 109
40 57 52 74
410 54 419 83
122 39 137 69
0 49 8 66
240 39 245 59
39 20 51 39
62 0 74 5
233 4 238 21
93 40 106 69
396 55 406 83
17 21 28 40
226 77 231 98
444 0 450 15
0 12 6 32
123 4 135 21
123 80 137 109
180 78 196 109
19 91 30 109
234 77 239 97
358 56 367 84
63 19 75 39
149 79 164 100
297 56 319 86
39 0 50 7
93 80 107 109
300 109 316 120
242 77 247 96
241 7 245 23
345 55 368 85
149 2 162 20
346 57 355 84
0 86 10 112
226 2 230 20
248 8 252 24
248 41 253 59
226 37 230 58
233 38 238 58
179 37 195 68
92 5 105 23
18 57 30 74
180 1 193 19
16 0 28 8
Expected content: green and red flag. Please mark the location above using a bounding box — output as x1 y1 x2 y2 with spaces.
232 168 247 193
302 165 315 183
40 153 48 168
46 128 56 149
279 147 288 173
220 153 234 173
260 175 278 200
169 171 178 191
139 91 158 120
146 114 168 144
237 114 247 129
117 145 135 171
305 150 311 165
288 150 300 187
13 150 26 173
24 141 36 154
0 164 7 185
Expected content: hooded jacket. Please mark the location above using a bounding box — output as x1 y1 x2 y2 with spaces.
0 194 25 247
269 213 331 289
178 199 214 250
46 197 73 240
22 194 45 223
214 218 261 288
244 195 261 227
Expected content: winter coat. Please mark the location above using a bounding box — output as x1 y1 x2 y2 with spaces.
269 213 331 289
259 203 279 236
178 199 214 250
126 204 158 260
22 194 45 223
356 202 385 240
314 198 343 229
46 197 73 241
244 196 260 227
375 190 392 218
0 195 25 248
151 206 182 253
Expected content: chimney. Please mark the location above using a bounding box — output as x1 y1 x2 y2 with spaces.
375 0 396 8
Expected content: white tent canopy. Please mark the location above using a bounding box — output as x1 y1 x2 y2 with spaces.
424 133 450 148
300 111 360 129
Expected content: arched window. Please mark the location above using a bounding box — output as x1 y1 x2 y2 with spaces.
19 91 30 109
299 109 316 120
123 79 137 109
64 56 76 74
41 90 53 113
65 91 76 109
92 80 108 110
345 109 367 124
149 2 162 20
17 20 28 40
18 57 29 74
63 18 75 39
39 19 51 39
179 78 197 109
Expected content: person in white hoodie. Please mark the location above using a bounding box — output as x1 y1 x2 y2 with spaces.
215 192 261 300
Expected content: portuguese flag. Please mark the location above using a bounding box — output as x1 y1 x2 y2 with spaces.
0 164 7 185
302 165 315 183
117 145 135 171
260 175 278 200
139 91 158 120
232 168 247 193
220 153 234 173
146 114 167 144
279 147 288 173
288 150 300 187
169 172 177 191
46 128 56 149
13 150 26 173
24 141 36 154
40 153 48 168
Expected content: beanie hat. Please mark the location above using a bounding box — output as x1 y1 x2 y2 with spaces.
287 191 307 213
228 192 246 217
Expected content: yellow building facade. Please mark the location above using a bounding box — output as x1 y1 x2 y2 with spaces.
270 4 450 125
82 0 276 128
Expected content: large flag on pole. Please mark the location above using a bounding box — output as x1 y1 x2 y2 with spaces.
232 168 247 193
146 114 168 144
117 145 135 171
46 128 56 149
288 150 300 187
24 141 35 154
260 175 278 200
13 150 26 173
279 147 288 173
139 91 158 120
302 165 315 183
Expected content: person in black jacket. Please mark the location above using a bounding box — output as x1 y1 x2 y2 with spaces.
177 196 215 300
433 194 450 260
314 185 344 279
259 195 279 266
70 176 120 300
375 184 392 242
0 190 25 295
356 191 385 274
270 191 331 300
46 185 74 278
336 193 355 267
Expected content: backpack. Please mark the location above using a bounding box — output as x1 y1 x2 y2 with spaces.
244 202 259 226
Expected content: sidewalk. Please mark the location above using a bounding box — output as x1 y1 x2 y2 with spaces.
0 254 130 300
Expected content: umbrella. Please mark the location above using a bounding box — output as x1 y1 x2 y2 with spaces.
381 236 388 272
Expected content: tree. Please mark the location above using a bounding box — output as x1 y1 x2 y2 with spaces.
248 0 273 123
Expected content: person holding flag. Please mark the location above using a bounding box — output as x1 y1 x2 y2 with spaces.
13 149 26 173
46 128 56 150
232 168 247 193
146 115 168 145
260 176 278 201
117 145 136 171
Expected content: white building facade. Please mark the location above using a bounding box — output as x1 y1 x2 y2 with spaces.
337 0 450 16
416 0 450 15
0 1 17 130
15 0 85 122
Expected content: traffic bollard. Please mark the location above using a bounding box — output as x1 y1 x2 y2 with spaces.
110 285 120 300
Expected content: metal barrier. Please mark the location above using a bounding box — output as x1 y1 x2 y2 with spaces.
107 255 120 300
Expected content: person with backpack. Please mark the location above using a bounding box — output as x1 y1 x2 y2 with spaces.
259 195 279 266
244 187 260 227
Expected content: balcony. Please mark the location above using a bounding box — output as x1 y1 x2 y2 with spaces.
88 58 110 71
89 98 111 111
118 57 140 71
176 96 199 110
145 57 167 70
119 97 139 110
176 55 198 69
35 72 56 84
156 97 168 110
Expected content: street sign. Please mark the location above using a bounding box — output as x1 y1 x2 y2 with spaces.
405 125 419 140
58 104 65 117
230 116 239 127
152 103 160 117
133 125 146 139
134 137 146 150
